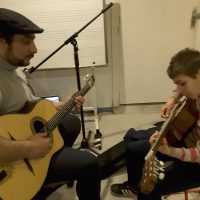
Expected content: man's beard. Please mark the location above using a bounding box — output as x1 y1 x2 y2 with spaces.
5 46 34 67
5 50 33 66
9 57 31 66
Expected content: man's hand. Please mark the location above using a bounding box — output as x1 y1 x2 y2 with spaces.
158 138 172 156
63 93 85 112
26 133 52 159
53 93 85 112
161 89 182 118
149 131 172 156
160 97 176 118
149 131 160 146
71 95 85 112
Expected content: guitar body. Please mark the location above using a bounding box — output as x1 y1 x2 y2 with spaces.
0 99 64 200
166 98 198 146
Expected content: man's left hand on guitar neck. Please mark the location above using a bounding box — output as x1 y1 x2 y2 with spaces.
54 94 85 112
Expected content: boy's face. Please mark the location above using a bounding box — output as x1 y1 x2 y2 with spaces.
1 34 37 66
174 71 200 99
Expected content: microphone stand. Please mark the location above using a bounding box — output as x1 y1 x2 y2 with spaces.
71 38 99 154
23 3 113 155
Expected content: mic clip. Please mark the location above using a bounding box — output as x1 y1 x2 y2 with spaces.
23 67 31 80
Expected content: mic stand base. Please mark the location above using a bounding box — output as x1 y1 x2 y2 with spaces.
93 130 102 150
79 138 100 155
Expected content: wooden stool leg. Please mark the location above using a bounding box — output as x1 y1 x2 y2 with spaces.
184 190 188 200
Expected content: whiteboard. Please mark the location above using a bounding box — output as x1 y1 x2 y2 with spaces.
1 0 106 69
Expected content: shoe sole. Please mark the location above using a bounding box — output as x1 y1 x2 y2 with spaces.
110 190 135 198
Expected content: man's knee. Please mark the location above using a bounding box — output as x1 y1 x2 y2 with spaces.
59 114 81 134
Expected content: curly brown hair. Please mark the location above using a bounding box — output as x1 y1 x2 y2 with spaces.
167 48 200 79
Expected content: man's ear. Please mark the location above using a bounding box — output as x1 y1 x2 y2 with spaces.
0 38 5 44
0 38 7 49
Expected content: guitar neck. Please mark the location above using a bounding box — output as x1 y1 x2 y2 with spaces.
145 98 186 160
145 118 172 159
45 75 94 136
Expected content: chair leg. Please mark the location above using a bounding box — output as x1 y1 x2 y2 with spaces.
163 191 188 200
184 190 188 200
66 180 74 188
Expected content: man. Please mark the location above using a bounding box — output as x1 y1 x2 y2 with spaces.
0 8 101 200
110 48 200 200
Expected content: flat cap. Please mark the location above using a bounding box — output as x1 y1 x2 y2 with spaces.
0 8 44 34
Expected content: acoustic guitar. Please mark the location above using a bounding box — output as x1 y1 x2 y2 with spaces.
0 75 95 200
140 98 198 195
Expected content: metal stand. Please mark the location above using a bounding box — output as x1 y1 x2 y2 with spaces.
90 67 102 150
71 39 100 155
83 67 102 150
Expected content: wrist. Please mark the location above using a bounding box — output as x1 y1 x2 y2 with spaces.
169 96 177 102
22 140 33 158
166 146 173 156
54 101 65 109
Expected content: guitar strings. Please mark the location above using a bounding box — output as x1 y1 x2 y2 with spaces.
38 76 94 136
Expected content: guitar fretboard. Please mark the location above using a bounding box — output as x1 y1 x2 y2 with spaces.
42 75 95 136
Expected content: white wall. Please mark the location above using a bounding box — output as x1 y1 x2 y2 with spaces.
116 0 199 104
30 0 200 109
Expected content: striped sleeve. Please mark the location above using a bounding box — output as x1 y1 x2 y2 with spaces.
170 140 200 163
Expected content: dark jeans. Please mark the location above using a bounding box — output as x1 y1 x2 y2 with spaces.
126 140 200 200
33 114 101 200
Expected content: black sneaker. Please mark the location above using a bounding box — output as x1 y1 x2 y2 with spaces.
110 182 137 198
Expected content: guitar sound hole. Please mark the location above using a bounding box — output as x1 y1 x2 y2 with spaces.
34 121 45 133
31 117 46 134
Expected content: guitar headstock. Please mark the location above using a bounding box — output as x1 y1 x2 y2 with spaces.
85 74 95 88
141 155 165 194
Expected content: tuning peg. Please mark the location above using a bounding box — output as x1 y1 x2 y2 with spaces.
155 158 164 166
153 170 165 180
155 164 165 173
158 172 165 180
159 160 164 166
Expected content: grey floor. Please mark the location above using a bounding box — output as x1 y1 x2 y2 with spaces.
47 104 200 200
